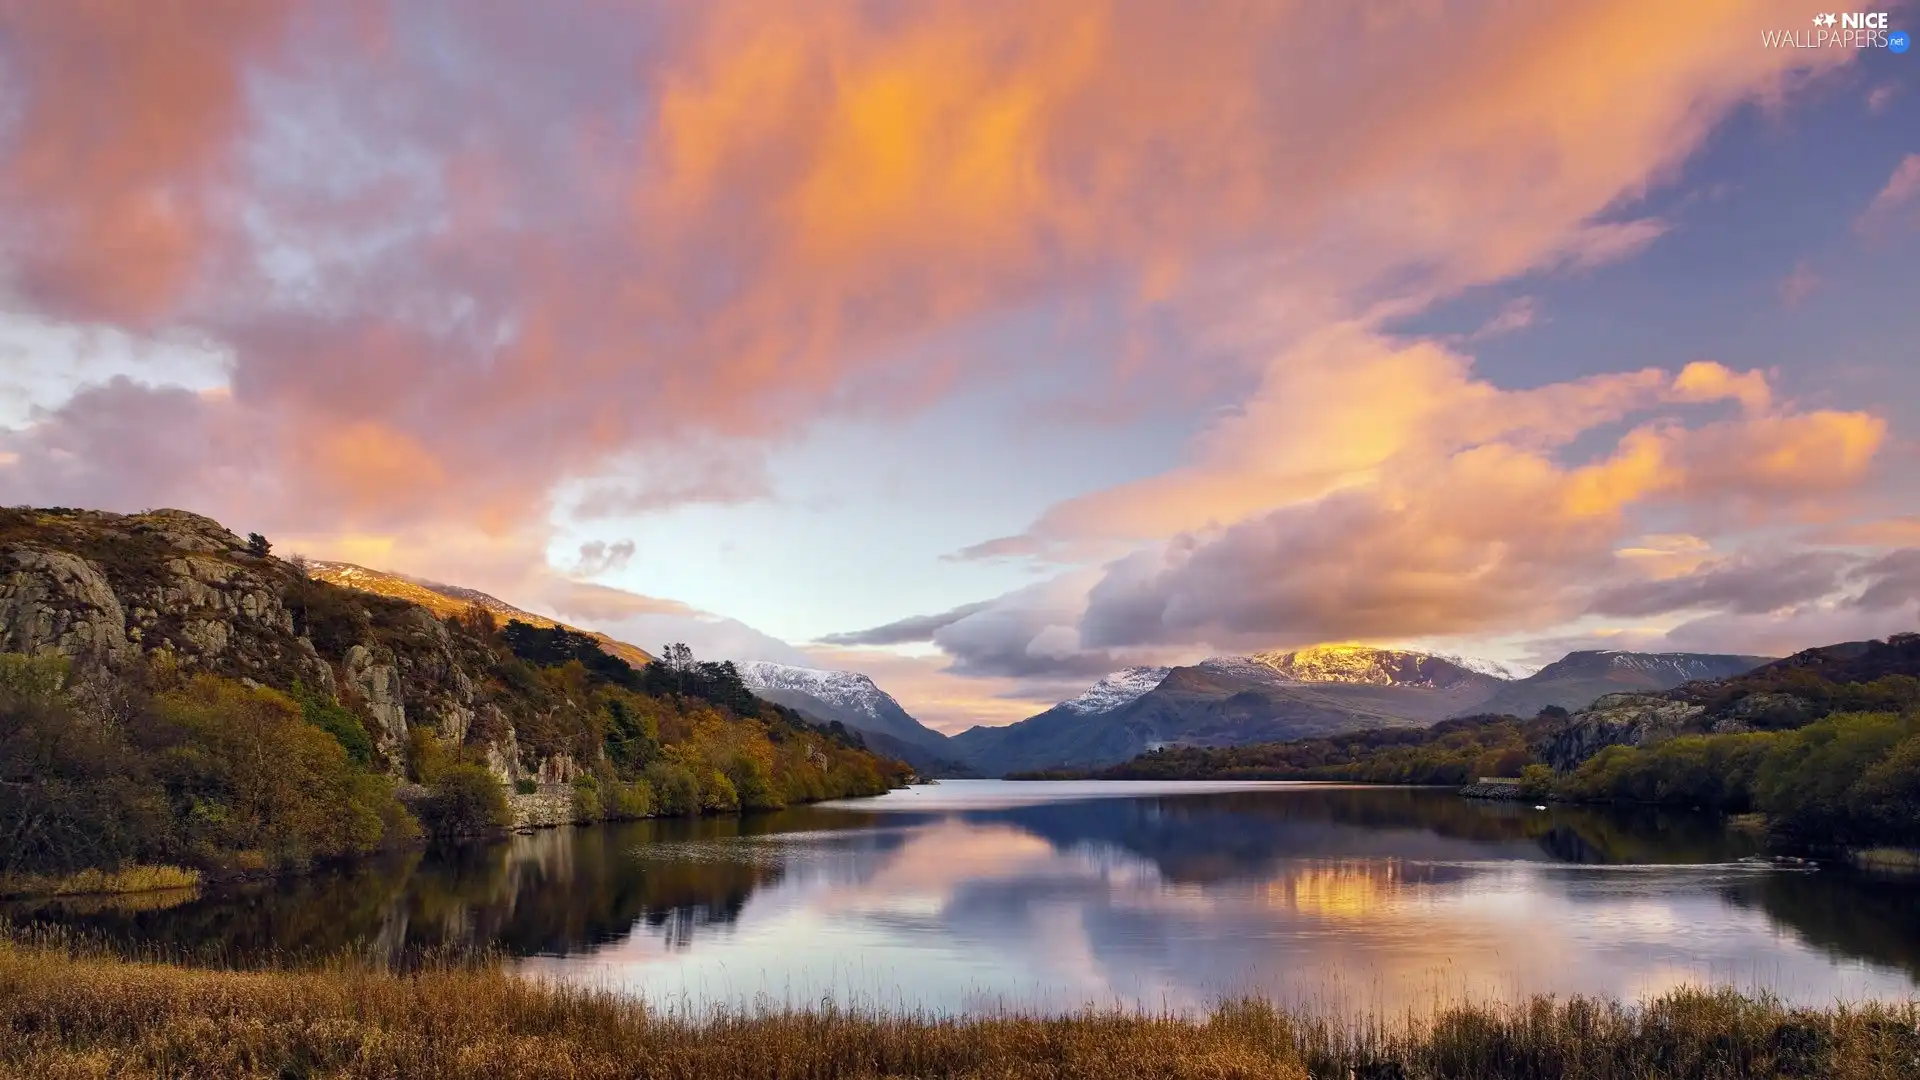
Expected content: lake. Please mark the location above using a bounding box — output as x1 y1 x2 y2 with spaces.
11 780 1919 1015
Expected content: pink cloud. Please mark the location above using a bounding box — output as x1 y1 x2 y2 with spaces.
1855 154 1920 236
1777 261 1819 307
0 0 1891 686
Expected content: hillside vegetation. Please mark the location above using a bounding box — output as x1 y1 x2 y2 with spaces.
0 507 907 893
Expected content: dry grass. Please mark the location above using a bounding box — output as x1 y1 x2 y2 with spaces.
0 931 1915 1079
0 865 201 900
1848 847 1920 873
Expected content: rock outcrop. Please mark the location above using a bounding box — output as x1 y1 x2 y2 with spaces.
0 507 587 786
1539 693 1706 771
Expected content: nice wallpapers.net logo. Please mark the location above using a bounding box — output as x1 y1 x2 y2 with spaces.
1761 12 1909 51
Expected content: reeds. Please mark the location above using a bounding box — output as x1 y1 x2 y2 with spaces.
0 929 1915 1079
0 864 200 900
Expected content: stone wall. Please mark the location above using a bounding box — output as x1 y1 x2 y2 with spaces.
508 785 582 830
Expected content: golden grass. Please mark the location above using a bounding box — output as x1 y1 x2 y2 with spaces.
0 865 201 900
0 932 1915 1079
1849 847 1920 873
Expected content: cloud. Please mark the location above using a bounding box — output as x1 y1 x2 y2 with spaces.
0 0 1893 715
817 601 993 646
1464 297 1543 341
539 579 696 622
1777 262 1819 308
572 539 636 577
1815 516 1920 547
1 1 1859 545
801 645 1062 732
1587 550 1856 617
1867 83 1898 114
1855 154 1920 236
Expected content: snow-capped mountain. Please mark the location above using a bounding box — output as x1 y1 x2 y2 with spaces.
1245 645 1507 689
1475 650 1773 718
1058 666 1173 714
1436 654 1538 681
737 661 905 725
736 661 966 773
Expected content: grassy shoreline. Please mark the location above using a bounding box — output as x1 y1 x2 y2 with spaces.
1 936 1916 1079
0 864 201 901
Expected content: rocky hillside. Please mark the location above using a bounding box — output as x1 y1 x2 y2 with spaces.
308 561 655 669
1539 634 1919 770
0 507 906 794
1475 650 1772 719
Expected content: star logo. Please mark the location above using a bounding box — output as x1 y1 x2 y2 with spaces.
1812 12 1836 26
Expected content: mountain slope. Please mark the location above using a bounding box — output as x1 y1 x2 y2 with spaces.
1474 650 1772 718
735 661 974 776
308 561 656 670
955 646 1509 776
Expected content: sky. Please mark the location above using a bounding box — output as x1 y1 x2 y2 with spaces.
1 1 1917 733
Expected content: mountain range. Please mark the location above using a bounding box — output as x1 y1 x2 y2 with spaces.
952 644 1775 776
302 562 1775 779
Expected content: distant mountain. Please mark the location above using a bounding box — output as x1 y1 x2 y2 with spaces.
1474 650 1772 718
307 561 656 670
1058 666 1172 714
953 646 1511 776
736 661 975 777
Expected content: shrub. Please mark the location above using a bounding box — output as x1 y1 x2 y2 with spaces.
572 773 603 822
418 765 511 839
1519 764 1555 798
645 761 701 817
291 681 374 767
609 778 654 819
513 778 538 796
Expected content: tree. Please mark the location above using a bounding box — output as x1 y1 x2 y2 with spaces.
418 764 511 839
246 532 272 557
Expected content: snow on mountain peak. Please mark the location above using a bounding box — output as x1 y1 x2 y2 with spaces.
1244 644 1518 687
1059 666 1172 714
735 660 900 722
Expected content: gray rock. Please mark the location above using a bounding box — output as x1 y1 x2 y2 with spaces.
1540 693 1705 771
0 549 133 661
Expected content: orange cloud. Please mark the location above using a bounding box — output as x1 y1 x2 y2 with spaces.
0 0 299 322
0 0 1883 667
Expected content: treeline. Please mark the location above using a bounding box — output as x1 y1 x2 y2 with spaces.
1074 706 1920 853
1559 711 1920 852
1072 712 1570 786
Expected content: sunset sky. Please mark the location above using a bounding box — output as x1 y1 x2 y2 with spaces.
2 1 1916 731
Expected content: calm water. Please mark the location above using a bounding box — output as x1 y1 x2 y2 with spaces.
12 781 1920 1015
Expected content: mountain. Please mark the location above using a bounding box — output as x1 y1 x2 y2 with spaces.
308 561 656 670
1538 634 1914 770
1474 650 1773 718
735 661 975 776
953 646 1510 776
1058 666 1173 713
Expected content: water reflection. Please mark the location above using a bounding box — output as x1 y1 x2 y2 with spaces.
11 781 1917 1014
